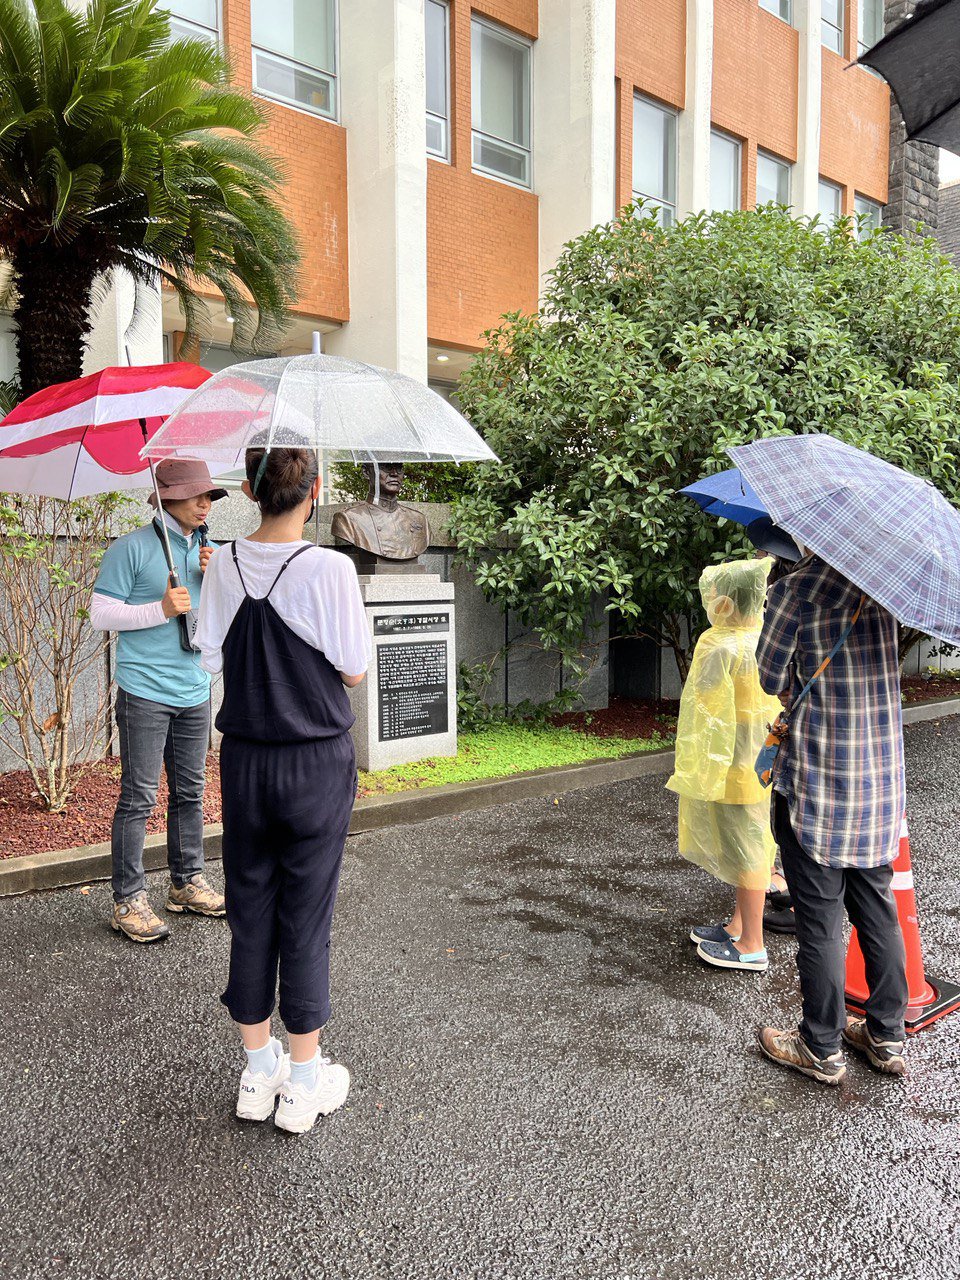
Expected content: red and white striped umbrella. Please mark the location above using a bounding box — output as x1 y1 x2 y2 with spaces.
0 362 211 500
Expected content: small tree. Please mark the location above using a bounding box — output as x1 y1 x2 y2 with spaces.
0 491 135 810
451 206 960 683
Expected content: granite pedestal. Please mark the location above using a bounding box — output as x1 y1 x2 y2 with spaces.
348 572 457 772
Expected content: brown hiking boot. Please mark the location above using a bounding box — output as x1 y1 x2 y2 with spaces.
166 873 225 917
112 892 170 944
842 1017 908 1077
758 1026 846 1086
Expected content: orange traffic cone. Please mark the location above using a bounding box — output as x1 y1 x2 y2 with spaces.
845 816 960 1033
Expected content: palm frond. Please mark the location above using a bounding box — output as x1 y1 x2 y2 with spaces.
0 0 302 379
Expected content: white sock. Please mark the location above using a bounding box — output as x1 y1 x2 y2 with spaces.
289 1054 318 1089
244 1039 279 1078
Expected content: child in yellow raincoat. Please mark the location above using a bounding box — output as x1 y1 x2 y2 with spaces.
666 558 781 972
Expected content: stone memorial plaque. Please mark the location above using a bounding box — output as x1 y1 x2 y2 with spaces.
374 611 450 636
378 640 449 741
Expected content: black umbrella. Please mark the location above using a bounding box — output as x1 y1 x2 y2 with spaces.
858 0 960 154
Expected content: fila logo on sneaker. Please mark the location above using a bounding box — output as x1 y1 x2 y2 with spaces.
241 1083 257 1093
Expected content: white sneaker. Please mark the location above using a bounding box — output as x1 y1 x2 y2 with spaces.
235 1037 290 1122
274 1051 351 1133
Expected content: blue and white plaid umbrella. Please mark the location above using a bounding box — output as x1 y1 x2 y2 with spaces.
729 434 960 643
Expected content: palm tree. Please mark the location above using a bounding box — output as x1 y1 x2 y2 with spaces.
0 0 300 396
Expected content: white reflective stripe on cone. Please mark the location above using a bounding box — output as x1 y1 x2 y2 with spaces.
891 870 914 892
901 817 910 840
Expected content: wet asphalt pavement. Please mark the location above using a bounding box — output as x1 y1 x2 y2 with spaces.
2 718 960 1280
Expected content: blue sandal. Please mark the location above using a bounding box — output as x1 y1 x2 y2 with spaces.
689 923 741 946
697 938 768 972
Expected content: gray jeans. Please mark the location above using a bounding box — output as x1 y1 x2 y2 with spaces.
111 688 210 901
774 793 908 1056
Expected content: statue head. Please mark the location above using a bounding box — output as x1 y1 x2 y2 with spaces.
363 462 404 503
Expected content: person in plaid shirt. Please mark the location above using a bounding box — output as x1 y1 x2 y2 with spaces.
754 553 909 1084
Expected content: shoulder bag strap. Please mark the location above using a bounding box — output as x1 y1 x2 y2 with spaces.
789 594 866 714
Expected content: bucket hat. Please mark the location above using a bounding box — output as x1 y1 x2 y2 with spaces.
148 458 228 507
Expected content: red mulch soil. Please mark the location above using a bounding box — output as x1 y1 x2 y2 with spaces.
2 679 957 861
0 754 222 862
901 673 960 704
552 696 680 739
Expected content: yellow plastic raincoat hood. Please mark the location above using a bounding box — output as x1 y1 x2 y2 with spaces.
666 558 781 807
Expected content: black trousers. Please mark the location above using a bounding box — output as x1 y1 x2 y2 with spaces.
774 793 908 1057
219 732 356 1035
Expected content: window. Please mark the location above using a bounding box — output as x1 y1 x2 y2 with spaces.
426 1 450 160
818 178 842 229
163 0 218 43
471 17 532 188
858 0 882 54
252 0 337 121
756 151 791 207
822 0 844 52
759 0 791 22
710 131 741 212
854 193 883 237
632 95 678 226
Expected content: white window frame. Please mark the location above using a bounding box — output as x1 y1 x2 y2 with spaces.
631 93 678 227
251 0 339 123
759 0 792 24
426 0 451 162
709 129 742 213
470 15 533 191
756 149 792 208
818 177 843 229
821 0 844 53
854 192 883 237
858 0 882 57
163 0 220 45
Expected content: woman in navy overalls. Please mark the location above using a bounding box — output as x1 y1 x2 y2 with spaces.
197 447 370 1133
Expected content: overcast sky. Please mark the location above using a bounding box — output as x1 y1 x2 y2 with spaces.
941 149 960 185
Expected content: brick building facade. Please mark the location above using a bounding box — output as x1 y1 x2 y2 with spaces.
0 0 902 386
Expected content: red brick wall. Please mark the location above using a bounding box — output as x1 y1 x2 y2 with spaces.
427 0 540 350
616 0 686 211
820 0 889 210
713 0 798 206
222 0 349 323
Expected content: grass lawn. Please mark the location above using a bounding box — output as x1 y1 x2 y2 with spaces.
357 723 672 797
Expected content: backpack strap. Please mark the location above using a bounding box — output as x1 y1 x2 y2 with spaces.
264 544 315 599
229 541 249 597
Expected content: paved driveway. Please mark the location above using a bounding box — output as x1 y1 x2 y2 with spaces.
1 718 958 1280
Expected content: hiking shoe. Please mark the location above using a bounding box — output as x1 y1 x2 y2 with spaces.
698 939 769 972
842 1017 907 1077
758 1026 846 1086
166 873 225 917
689 923 741 946
274 1052 351 1134
111 892 170 944
236 1038 291 1122
763 905 797 935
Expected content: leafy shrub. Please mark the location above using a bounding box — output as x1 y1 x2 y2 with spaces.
451 205 960 680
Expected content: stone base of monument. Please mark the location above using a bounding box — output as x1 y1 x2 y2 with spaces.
347 573 457 773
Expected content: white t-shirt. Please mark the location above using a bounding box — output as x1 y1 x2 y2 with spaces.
196 539 371 678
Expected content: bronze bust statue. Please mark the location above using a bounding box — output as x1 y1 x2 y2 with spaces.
331 463 430 564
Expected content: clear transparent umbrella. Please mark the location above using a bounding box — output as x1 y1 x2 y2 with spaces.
140 354 499 468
